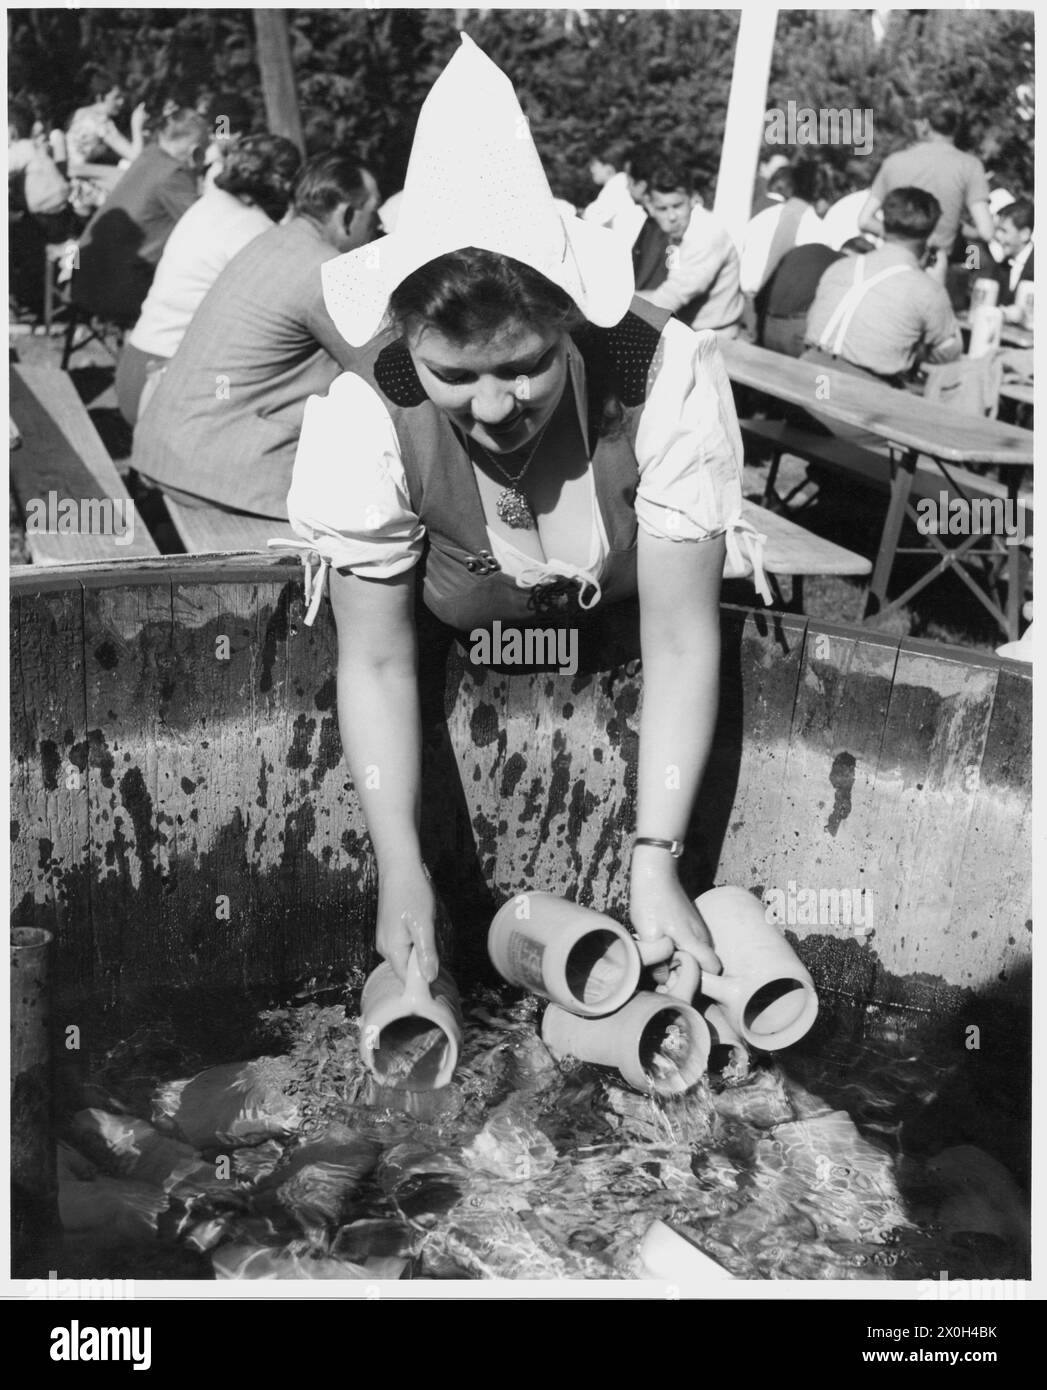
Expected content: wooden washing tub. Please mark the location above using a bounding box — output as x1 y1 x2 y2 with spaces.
10 554 1031 1041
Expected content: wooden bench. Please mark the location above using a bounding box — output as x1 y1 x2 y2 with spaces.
741 418 1033 536
167 493 869 615
164 498 298 555
9 364 160 565
740 498 871 611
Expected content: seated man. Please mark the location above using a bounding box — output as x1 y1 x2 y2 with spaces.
759 237 873 358
991 198 1033 320
740 159 832 299
72 107 208 326
803 187 962 387
632 160 744 338
582 143 644 242
132 153 380 521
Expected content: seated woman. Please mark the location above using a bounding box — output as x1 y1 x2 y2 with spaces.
286 36 769 987
116 133 302 424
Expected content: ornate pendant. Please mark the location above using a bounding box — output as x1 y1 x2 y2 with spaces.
496 486 536 529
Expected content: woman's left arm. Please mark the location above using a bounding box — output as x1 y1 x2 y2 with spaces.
630 526 725 973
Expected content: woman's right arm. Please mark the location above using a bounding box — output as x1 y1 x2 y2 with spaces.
328 565 439 983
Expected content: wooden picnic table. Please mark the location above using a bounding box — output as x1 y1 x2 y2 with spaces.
720 339 1034 638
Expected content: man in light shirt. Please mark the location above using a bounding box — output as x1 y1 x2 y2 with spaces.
633 162 743 338
804 186 962 387
858 97 995 283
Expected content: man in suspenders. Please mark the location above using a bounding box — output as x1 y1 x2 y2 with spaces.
801 187 962 388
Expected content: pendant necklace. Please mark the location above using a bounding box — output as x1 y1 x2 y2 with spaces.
470 419 551 530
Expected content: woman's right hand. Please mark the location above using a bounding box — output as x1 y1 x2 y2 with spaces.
376 862 439 984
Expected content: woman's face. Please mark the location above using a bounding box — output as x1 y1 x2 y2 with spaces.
407 318 569 455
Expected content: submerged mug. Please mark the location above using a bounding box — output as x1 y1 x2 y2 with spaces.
488 892 641 1017
692 886 818 1051
541 992 711 1096
359 948 463 1091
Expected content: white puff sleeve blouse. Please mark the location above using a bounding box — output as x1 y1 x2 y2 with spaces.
283 317 770 622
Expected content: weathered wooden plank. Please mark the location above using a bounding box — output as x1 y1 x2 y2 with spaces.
81 581 176 999
758 621 900 954
8 574 1031 1022
704 606 808 893
952 663 1032 996
164 499 298 555
445 659 639 919
9 366 159 563
855 639 999 986
11 589 92 994
10 554 306 592
78 578 376 995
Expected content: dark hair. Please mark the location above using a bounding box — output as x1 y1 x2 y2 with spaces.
921 98 962 138
293 152 370 219
790 160 827 205
87 70 119 102
591 140 627 169
881 186 941 241
8 101 33 140
999 197 1034 234
388 248 584 346
214 133 302 222
648 163 698 198
389 249 630 439
841 235 876 254
203 92 253 136
767 166 795 199
623 143 657 187
160 108 209 147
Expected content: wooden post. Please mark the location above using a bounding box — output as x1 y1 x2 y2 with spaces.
712 6 778 250
253 9 305 153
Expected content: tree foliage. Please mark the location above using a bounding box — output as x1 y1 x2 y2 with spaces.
7 7 1033 204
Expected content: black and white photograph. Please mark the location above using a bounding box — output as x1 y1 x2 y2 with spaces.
6 0 1039 1321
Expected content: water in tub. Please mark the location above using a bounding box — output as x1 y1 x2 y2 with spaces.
39 985 1030 1281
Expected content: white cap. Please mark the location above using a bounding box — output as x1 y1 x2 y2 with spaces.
321 34 635 347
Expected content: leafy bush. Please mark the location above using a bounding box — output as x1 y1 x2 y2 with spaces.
7 7 1032 203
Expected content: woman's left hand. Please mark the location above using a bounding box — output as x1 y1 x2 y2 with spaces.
629 850 722 977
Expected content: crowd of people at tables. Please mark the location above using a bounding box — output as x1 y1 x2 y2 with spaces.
8 79 1033 525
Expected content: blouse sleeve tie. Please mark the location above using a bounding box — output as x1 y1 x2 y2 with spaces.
725 514 774 607
266 539 329 627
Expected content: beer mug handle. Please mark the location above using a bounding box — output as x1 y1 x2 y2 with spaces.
635 933 674 967
657 949 702 1003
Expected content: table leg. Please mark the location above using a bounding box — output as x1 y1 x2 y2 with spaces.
1005 477 1026 642
863 446 917 618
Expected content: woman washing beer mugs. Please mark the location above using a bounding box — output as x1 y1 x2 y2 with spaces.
285 36 770 992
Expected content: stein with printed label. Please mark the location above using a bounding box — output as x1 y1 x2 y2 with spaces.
488 891 641 1016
